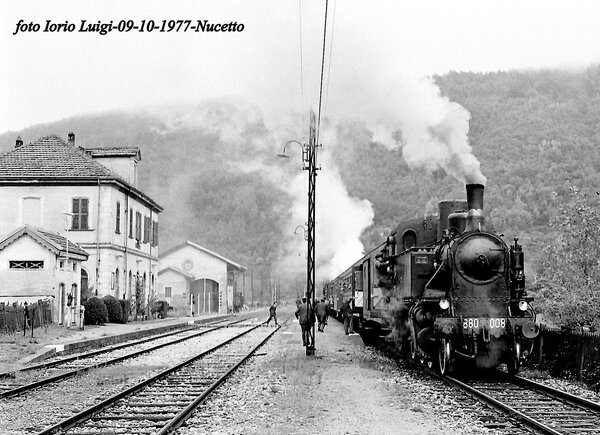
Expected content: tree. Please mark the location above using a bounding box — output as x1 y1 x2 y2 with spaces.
534 187 600 329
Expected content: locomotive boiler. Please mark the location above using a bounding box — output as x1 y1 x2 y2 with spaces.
325 183 539 374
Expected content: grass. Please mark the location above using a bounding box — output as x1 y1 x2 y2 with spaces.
0 323 91 372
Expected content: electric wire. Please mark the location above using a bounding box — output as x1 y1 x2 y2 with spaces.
298 0 306 129
316 0 329 145
322 0 337 128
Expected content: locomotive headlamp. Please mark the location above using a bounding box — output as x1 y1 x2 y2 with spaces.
439 298 450 310
518 300 528 311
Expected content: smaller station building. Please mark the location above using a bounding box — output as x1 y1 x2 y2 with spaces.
0 225 89 325
157 241 246 316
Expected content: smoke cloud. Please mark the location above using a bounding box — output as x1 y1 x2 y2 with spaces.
150 100 374 282
331 75 487 185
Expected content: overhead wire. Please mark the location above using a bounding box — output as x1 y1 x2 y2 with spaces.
298 0 306 129
316 0 330 145
322 0 337 129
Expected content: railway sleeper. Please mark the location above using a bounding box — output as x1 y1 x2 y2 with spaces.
91 415 173 421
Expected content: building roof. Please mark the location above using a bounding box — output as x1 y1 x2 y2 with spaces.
0 135 162 212
157 265 195 280
160 241 247 271
0 225 89 260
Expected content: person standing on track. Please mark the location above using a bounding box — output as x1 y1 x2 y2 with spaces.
266 301 278 326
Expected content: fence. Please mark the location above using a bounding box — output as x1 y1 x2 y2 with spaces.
0 300 53 334
527 324 600 390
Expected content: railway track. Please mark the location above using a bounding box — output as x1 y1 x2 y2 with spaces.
35 321 280 435
443 371 600 434
375 334 600 434
0 318 246 399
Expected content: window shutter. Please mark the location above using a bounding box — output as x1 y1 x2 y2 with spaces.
116 202 121 233
81 199 89 229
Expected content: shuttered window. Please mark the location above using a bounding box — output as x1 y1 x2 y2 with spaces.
143 216 151 243
71 198 89 230
135 212 142 241
115 202 121 234
152 221 159 246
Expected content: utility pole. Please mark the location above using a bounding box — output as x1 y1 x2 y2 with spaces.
305 111 318 355
277 110 321 355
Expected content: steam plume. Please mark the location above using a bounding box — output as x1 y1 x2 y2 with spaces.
151 100 373 281
335 75 486 185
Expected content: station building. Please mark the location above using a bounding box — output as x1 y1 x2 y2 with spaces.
0 133 162 321
158 241 246 315
0 225 89 324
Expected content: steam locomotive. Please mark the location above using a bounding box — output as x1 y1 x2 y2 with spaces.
324 184 539 375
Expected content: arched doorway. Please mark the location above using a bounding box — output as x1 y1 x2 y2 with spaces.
190 279 219 315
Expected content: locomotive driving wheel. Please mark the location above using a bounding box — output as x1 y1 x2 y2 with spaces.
438 337 453 375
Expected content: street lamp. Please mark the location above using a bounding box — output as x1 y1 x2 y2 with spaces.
278 110 321 356
294 225 308 241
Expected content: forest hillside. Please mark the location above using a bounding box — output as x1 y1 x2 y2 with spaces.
1 64 599 302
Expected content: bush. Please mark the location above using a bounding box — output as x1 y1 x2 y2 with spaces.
102 295 123 323
119 299 131 323
83 297 108 325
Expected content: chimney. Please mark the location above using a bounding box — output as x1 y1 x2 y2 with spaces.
465 183 485 231
15 136 23 148
466 183 484 211
68 132 75 146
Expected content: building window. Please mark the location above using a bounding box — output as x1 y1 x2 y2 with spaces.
129 208 133 238
10 260 44 269
72 262 77 272
135 212 142 241
143 216 151 244
152 220 159 246
59 260 65 269
165 286 172 298
71 198 89 230
115 201 121 234
22 196 42 226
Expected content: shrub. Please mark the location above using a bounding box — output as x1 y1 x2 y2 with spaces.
119 299 131 324
102 295 123 323
83 297 108 325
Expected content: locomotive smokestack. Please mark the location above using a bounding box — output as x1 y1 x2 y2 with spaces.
466 184 484 211
465 184 485 232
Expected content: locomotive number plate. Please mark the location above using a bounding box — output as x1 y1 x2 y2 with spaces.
462 318 507 329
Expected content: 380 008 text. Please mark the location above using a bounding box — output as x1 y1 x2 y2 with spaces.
12 19 245 35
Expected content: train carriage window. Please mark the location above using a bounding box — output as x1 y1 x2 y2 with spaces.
402 230 417 250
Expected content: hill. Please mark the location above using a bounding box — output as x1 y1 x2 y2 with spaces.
2 64 599 297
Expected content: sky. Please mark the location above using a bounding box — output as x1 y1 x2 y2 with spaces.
1 0 600 135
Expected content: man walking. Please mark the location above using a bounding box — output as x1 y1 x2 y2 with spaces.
295 297 313 346
266 301 278 326
315 298 329 332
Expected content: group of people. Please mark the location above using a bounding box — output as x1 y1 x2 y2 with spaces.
266 296 355 347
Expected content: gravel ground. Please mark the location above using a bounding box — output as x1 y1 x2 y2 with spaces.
5 309 599 435
520 367 600 403
177 314 498 435
0 326 252 434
